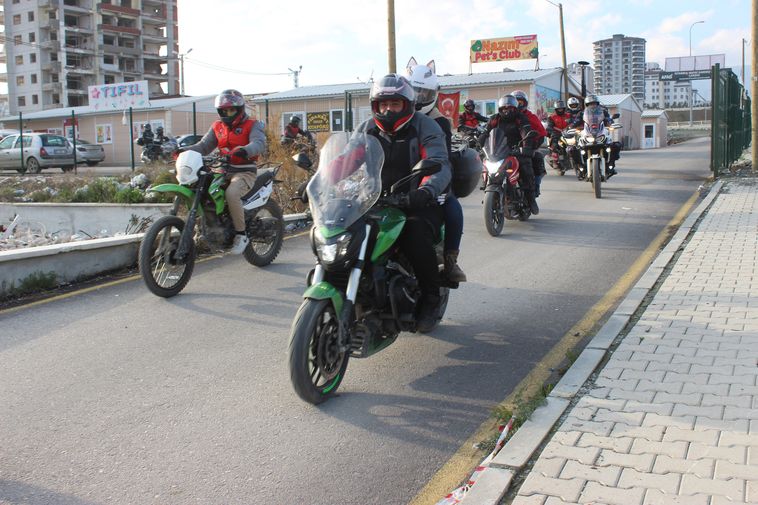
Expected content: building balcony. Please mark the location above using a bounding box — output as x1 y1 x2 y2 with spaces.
42 103 64 109
61 3 90 14
38 0 60 8
39 19 60 30
40 39 60 50
98 24 141 36
64 45 95 55
144 72 168 81
42 61 62 72
65 65 94 75
42 81 63 91
66 88 89 95
142 32 167 43
98 2 140 17
63 24 95 34
0 74 7 83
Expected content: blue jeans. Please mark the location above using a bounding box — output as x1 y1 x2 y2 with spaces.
444 194 464 251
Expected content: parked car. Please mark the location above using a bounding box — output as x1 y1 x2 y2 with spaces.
176 134 203 148
0 133 75 173
69 139 106 166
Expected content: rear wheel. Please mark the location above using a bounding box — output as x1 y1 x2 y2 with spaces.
288 299 349 404
592 158 602 199
243 199 284 267
138 215 195 297
484 190 504 237
26 157 41 174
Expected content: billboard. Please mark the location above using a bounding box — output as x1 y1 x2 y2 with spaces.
665 54 725 72
659 69 713 81
88 80 150 111
470 35 539 63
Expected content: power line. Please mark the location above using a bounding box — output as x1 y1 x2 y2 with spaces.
184 57 289 76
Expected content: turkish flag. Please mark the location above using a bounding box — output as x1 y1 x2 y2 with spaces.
437 92 460 128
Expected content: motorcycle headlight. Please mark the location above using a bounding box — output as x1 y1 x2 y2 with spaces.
596 134 606 143
586 136 595 144
484 160 501 175
313 228 353 265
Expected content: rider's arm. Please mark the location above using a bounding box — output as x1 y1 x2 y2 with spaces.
184 127 218 155
476 112 488 123
234 120 267 158
416 114 451 199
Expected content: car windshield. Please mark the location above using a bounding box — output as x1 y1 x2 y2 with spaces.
41 135 68 147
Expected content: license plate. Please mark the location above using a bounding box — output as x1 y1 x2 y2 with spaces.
54 148 66 154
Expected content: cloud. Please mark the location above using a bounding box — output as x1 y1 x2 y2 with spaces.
657 11 714 34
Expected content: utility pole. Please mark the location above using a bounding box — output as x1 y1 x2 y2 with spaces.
387 0 396 73
558 3 569 101
742 38 747 89
752 0 757 172
288 66 302 88
179 48 193 96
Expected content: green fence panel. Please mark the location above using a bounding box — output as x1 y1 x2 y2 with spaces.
711 64 752 176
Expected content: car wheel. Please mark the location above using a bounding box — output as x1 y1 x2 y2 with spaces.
86 161 98 166
26 157 41 174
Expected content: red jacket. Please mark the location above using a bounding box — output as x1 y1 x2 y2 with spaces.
212 118 258 165
522 109 546 144
547 112 569 135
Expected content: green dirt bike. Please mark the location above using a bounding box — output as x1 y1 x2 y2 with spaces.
287 132 456 404
138 151 284 298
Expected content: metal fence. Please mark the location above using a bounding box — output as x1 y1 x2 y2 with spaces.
711 63 752 175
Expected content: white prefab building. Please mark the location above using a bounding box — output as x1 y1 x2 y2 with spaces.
640 110 669 149
598 94 643 150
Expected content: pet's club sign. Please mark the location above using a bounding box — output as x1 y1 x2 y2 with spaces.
470 35 539 63
88 80 150 110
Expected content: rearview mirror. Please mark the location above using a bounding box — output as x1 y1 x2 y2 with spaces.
611 113 620 119
411 159 441 176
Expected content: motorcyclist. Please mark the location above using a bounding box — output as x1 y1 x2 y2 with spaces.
181 89 266 254
567 96 583 128
355 73 451 332
512 90 547 202
137 123 153 146
546 100 571 169
282 116 314 145
583 94 620 177
458 99 488 132
407 58 466 284
154 126 169 144
479 94 539 214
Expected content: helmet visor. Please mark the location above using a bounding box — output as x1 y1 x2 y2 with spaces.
218 107 237 118
413 86 437 106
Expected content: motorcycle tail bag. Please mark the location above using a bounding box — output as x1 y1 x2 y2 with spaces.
450 147 482 198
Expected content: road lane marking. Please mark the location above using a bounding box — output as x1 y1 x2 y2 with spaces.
408 188 701 505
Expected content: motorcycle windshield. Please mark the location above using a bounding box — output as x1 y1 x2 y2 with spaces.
482 128 510 161
306 132 384 231
583 106 605 136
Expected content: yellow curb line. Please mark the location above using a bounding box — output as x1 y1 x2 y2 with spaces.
0 229 311 316
408 189 700 505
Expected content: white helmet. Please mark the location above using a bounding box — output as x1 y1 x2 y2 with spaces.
406 57 439 115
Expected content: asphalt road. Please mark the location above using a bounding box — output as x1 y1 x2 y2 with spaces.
0 138 711 505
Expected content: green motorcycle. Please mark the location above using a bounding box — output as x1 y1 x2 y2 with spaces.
138 151 284 298
288 132 454 404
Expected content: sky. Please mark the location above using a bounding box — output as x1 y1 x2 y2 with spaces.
178 0 753 97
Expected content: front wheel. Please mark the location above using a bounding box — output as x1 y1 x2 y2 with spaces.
138 215 195 297
288 299 349 404
243 199 284 267
591 158 602 199
484 190 504 237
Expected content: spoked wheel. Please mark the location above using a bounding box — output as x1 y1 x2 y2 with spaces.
243 200 284 267
288 299 349 404
591 158 602 199
138 215 195 297
484 191 504 237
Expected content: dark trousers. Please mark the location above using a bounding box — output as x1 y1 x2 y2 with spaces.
443 195 463 251
399 205 443 296
516 154 535 191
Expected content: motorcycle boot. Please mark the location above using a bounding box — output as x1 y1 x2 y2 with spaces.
526 189 540 215
444 250 467 283
417 291 441 333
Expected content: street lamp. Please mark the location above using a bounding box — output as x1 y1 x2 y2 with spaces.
689 21 704 57
179 48 193 96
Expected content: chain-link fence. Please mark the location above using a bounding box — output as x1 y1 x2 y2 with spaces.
711 63 752 176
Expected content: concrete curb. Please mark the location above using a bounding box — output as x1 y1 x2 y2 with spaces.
0 213 309 296
458 180 724 503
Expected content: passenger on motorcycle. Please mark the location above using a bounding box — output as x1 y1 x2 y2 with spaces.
182 89 267 254
583 94 620 177
407 57 467 284
546 100 571 167
512 90 547 202
154 126 169 144
458 99 488 132
282 116 314 145
479 94 539 214
137 123 154 146
355 73 451 332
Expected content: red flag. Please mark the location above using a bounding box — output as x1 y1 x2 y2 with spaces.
437 92 460 128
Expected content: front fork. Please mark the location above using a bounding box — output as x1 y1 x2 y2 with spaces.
175 178 208 262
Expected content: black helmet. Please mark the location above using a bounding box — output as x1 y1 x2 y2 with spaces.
584 94 600 107
498 94 519 120
464 99 475 111
512 90 528 110
290 115 301 126
215 89 246 126
143 123 152 131
156 126 164 134
567 97 580 110
369 73 416 133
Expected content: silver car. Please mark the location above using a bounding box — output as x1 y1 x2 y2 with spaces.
71 139 106 166
0 133 75 173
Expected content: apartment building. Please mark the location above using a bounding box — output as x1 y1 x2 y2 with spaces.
592 34 645 102
644 63 692 109
1 0 178 115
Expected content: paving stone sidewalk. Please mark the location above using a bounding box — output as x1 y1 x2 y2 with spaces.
509 181 758 505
